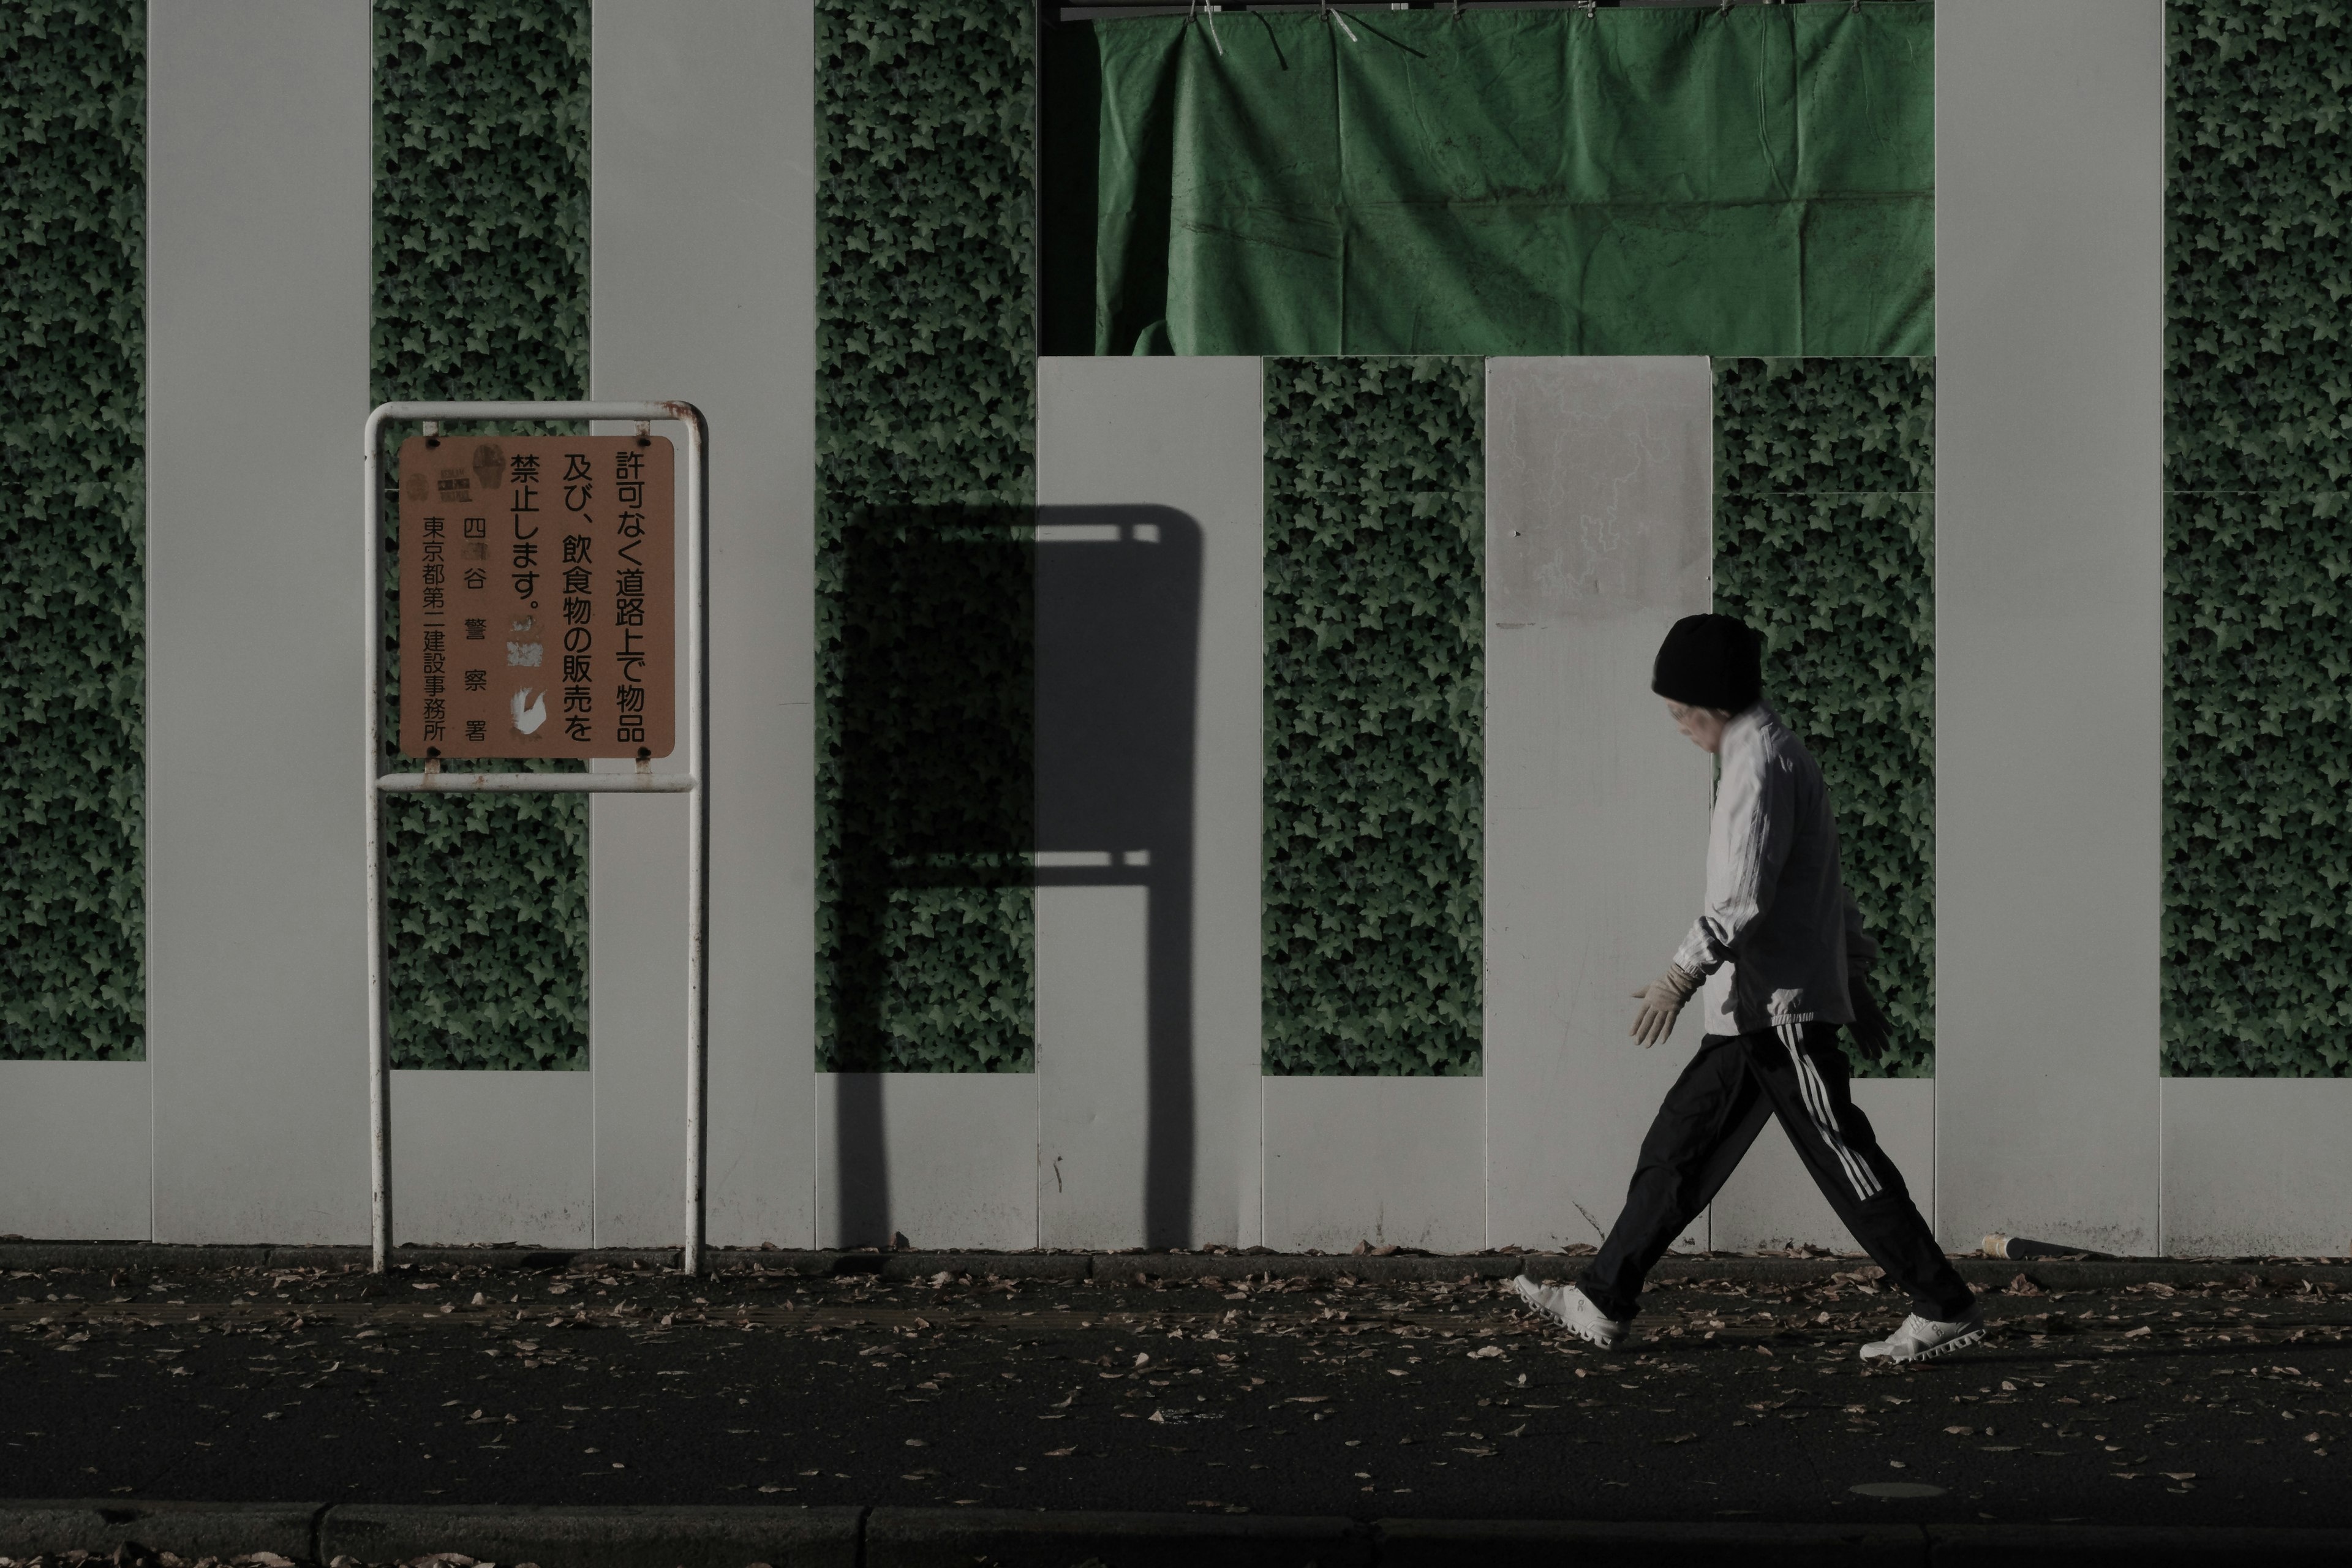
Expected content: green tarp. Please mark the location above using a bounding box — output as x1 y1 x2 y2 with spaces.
1042 4 1933 358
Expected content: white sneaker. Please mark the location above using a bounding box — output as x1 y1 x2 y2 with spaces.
1860 1304 1986 1364
1509 1275 1629 1349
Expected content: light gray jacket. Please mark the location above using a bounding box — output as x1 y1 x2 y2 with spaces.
1670 703 1875 1034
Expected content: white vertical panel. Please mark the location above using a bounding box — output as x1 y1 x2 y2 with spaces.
388 1072 592 1247
1483 357 1713 1254
1707 1080 1934 1254
1037 886 1150 1248
586 772 687 1246
591 0 818 1247
0 1063 149 1239
815 1074 1038 1251
2163 1081 2352 1258
1035 357 1265 1248
146 0 372 1243
1935 0 2164 1255
1262 1078 1486 1254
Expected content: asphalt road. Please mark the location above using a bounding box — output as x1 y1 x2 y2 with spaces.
4 1257 2347 1528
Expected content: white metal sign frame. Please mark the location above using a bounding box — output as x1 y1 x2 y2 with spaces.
362 401 711 1275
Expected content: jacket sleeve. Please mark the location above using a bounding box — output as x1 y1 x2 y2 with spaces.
1672 741 1794 978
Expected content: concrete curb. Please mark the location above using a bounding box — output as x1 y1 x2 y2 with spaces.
317 1504 863 1568
1378 1520 2352 1566
6 1240 2348 1291
0 1501 318 1563
1921 1522 2352 1566
1376 1518 1924 1566
7 1503 2352 1567
864 1506 1371 1567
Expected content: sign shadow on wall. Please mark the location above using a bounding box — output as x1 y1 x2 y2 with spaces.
829 505 1202 1247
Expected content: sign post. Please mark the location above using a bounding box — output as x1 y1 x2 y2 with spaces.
363 402 710 1275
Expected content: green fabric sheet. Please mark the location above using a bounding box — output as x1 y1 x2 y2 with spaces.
1042 4 1932 358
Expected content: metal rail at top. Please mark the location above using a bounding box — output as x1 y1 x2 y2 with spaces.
361 401 712 1278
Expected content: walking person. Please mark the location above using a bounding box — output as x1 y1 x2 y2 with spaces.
1511 614 1982 1364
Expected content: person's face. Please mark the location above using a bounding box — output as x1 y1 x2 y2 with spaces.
1666 699 1730 755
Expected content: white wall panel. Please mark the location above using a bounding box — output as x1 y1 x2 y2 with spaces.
591 0 817 1247
584 773 688 1248
1708 1081 1934 1254
816 1074 1038 1251
1483 357 1713 1256
1036 357 1266 1248
1935 0 2165 1256
1263 1078 1485 1253
0 1063 149 1240
388 1071 592 1248
2163 1080 2352 1259
146 0 372 1243
1037 886 1149 1249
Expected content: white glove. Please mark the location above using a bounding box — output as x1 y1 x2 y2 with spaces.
1629 963 1702 1048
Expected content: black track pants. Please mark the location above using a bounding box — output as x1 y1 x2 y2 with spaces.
1575 1025 1973 1323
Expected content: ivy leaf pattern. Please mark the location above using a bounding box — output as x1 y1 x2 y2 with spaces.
816 0 1036 1072
374 0 592 1071
2164 1 2352 1077
1714 357 1936 1079
0 1 145 1060
1263 358 1484 1077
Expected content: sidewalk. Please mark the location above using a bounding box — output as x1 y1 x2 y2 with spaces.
4 1249 2346 1540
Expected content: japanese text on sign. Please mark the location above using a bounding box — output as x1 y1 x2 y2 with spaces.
397 434 675 759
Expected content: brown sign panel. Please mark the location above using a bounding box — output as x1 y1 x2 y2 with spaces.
397 434 676 760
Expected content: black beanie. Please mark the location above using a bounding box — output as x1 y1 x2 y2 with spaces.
1651 613 1763 713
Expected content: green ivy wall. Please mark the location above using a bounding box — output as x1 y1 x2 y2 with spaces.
815 0 1037 1074
0 0 145 1062
1262 358 1484 1077
374 0 592 1071
17 2 2329 1096
1713 357 1937 1078
2163 1 2352 1077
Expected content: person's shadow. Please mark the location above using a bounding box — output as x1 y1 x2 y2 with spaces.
829 503 1202 1247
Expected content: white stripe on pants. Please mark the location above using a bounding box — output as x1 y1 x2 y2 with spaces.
1776 1023 1882 1201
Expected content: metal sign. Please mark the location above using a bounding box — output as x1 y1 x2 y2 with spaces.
396 434 676 759
366 400 710 1279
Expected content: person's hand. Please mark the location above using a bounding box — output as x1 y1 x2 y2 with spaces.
1630 964 1702 1047
1848 968 1891 1063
